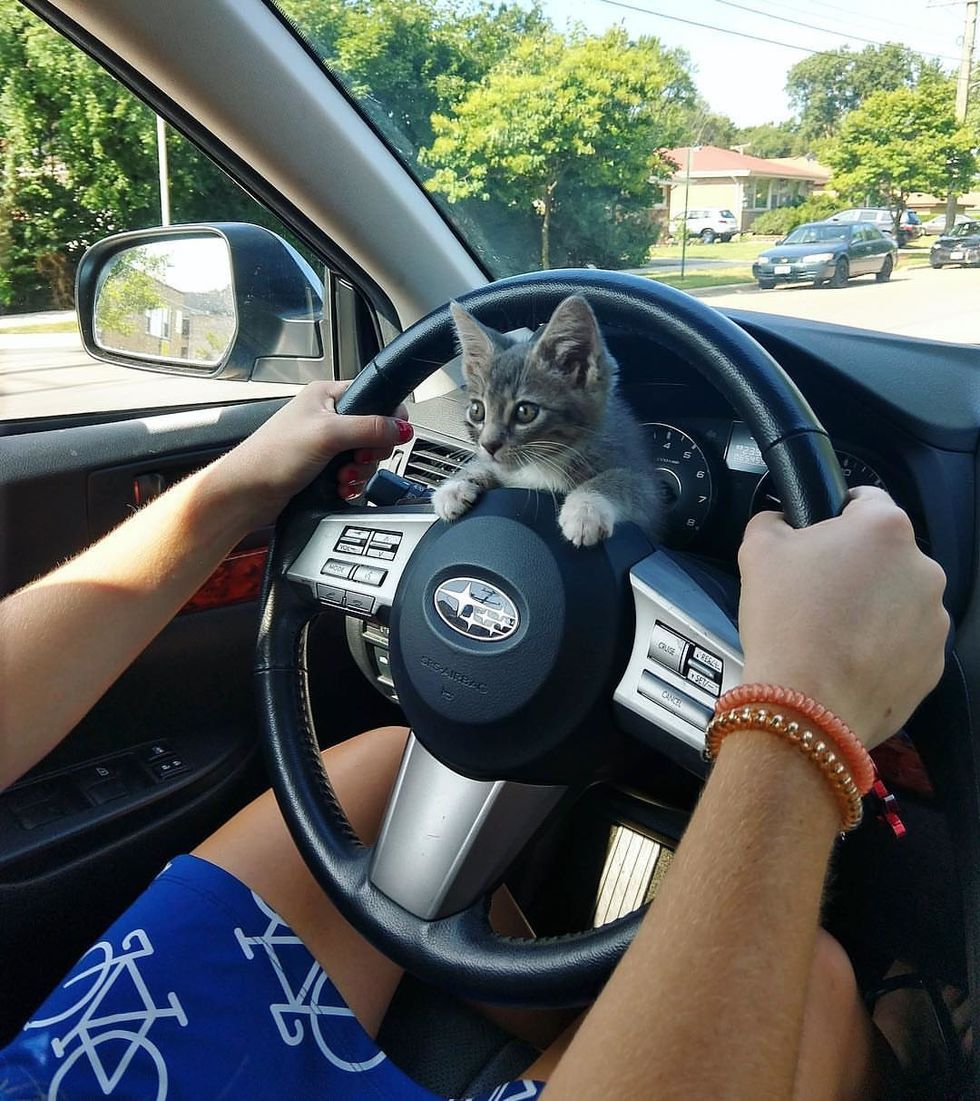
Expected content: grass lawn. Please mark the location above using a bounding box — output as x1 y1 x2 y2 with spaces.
643 269 754 290
647 239 775 263
0 319 79 334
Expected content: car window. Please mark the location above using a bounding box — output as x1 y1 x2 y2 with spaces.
0 6 344 420
2 0 978 369
783 224 847 245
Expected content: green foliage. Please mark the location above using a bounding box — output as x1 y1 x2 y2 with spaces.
424 28 695 269
279 0 547 151
786 44 944 141
0 1 307 310
823 81 977 225
733 121 806 159
684 106 738 149
94 250 167 338
748 194 839 236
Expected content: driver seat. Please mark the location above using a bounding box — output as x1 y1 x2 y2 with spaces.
377 974 540 1095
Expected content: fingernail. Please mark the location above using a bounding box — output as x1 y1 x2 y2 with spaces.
395 419 413 443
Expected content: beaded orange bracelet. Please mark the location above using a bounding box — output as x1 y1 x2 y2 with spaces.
714 683 874 795
705 705 864 831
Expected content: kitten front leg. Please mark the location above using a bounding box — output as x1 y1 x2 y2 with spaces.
559 488 618 547
558 467 661 547
432 460 500 523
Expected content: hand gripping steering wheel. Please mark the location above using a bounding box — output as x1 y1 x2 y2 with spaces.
256 269 848 1007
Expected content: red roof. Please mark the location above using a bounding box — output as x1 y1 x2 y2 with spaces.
664 145 825 180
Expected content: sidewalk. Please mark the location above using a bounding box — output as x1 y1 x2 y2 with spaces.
0 310 76 330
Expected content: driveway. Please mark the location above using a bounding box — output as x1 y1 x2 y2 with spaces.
691 262 978 345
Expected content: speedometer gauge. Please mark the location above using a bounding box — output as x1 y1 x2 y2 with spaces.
644 423 714 546
752 450 888 514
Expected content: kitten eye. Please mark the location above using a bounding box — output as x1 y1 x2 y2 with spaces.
468 399 485 423
514 402 540 425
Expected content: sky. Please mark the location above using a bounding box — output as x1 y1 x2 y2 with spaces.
539 0 971 127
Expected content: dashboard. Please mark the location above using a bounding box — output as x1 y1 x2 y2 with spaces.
387 312 975 593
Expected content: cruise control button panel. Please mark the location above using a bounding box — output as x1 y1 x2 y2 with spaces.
614 553 744 774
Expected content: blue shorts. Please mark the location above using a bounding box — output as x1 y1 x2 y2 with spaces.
0 854 545 1100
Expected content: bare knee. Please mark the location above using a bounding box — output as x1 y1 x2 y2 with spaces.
320 725 410 843
810 929 859 1010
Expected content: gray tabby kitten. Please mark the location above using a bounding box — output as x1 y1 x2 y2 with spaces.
432 295 662 547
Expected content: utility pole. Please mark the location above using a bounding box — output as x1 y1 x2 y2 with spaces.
945 0 977 229
156 116 171 227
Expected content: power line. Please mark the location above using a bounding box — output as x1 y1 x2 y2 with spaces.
711 0 962 62
597 0 961 63
742 0 957 45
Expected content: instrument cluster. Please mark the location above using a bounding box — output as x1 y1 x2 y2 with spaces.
644 418 889 555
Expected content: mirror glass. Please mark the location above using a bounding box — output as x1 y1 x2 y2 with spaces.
94 237 235 367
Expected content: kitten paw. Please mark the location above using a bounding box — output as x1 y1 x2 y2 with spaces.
559 493 616 547
433 478 481 522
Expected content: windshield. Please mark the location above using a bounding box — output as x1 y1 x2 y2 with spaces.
272 0 979 345
782 225 849 245
949 221 980 237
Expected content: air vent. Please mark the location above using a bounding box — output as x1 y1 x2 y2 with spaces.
403 437 470 489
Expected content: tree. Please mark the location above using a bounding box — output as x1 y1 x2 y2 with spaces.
279 0 548 151
733 121 805 159
0 0 281 310
682 104 738 149
824 81 977 233
786 43 944 141
424 29 695 269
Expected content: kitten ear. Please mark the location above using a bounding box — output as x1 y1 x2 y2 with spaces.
534 295 603 385
450 301 496 380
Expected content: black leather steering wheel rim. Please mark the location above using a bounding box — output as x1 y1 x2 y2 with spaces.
255 269 849 1007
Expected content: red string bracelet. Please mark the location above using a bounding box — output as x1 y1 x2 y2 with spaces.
714 683 875 796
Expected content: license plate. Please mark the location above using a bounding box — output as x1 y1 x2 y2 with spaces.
951 250 964 260
773 264 792 274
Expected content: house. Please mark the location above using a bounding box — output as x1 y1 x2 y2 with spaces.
907 190 980 216
663 146 832 231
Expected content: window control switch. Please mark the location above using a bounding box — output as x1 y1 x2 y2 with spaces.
149 756 189 782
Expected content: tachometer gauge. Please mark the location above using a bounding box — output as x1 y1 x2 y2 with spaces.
644 423 714 546
752 450 888 514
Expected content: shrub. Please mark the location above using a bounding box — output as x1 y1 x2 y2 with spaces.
749 194 840 236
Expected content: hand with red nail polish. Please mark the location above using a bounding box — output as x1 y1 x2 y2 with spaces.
209 380 412 528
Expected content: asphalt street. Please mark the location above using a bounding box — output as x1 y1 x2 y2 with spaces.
1 263 976 420
693 261 979 345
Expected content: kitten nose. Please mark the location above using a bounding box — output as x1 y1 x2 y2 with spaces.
482 439 503 457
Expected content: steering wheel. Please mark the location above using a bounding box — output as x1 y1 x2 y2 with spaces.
256 269 848 1007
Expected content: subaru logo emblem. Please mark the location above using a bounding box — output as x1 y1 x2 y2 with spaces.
433 577 520 642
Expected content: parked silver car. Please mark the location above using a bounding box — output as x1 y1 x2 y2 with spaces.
825 208 921 247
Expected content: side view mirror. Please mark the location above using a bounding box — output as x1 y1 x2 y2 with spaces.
76 223 326 382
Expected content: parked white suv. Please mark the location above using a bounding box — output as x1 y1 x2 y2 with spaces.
672 209 738 243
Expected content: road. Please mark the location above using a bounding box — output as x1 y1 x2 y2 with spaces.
0 328 299 421
2 264 977 420
692 261 979 345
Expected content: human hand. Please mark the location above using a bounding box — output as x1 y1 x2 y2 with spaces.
215 381 411 528
737 487 948 749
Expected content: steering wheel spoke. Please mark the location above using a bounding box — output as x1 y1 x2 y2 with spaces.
614 551 744 774
370 735 564 920
287 507 436 622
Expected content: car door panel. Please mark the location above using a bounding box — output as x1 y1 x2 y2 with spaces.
0 395 404 1041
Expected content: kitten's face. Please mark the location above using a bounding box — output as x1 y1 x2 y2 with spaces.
451 296 612 476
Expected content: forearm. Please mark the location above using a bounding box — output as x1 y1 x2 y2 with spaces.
547 731 839 1100
0 452 254 789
